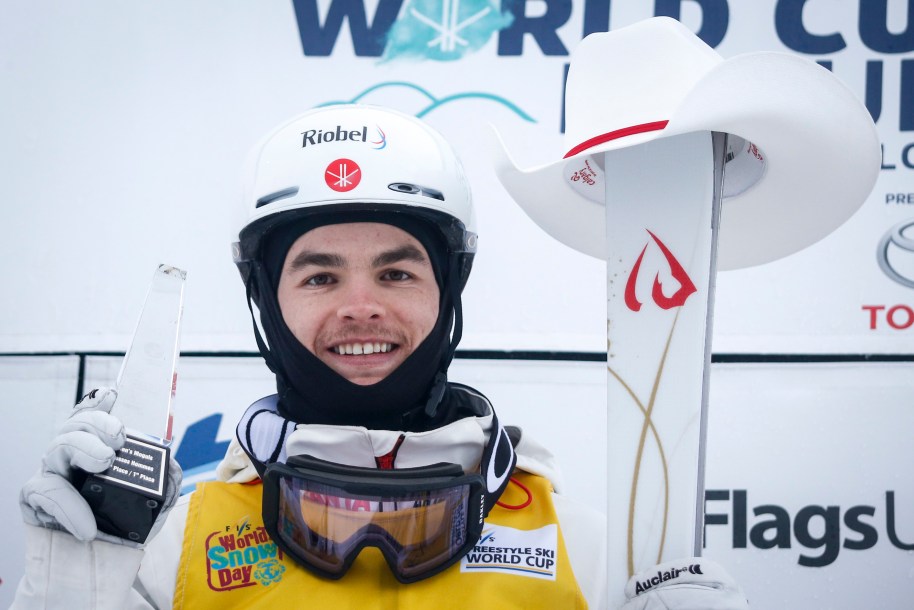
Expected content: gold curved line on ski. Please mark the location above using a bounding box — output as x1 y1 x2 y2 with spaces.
623 308 680 576
606 365 671 576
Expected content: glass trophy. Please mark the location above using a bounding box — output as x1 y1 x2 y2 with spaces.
77 264 186 543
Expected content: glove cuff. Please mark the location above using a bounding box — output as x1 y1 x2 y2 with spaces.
623 557 750 609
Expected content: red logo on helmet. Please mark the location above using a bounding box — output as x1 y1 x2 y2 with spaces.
624 230 697 312
325 158 361 192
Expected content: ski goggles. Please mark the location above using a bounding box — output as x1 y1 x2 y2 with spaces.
262 454 487 583
260 409 517 583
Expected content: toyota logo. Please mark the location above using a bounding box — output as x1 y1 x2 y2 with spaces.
877 219 914 289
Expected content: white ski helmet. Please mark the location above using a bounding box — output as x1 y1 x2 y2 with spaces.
233 104 477 288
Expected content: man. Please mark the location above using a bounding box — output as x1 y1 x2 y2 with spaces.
15 105 747 608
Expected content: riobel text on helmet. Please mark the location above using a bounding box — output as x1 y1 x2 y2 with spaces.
301 125 368 147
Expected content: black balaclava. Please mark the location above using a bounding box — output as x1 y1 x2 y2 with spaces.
248 211 466 432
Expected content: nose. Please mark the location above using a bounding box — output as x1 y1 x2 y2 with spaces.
336 278 385 322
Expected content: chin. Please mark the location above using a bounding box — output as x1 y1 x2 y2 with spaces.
349 376 384 387
330 369 391 386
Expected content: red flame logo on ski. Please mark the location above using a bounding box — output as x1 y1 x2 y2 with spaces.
624 230 697 312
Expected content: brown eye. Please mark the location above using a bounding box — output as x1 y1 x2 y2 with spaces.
305 274 334 286
382 270 411 281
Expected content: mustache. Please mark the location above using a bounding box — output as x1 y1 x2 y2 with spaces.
317 326 408 347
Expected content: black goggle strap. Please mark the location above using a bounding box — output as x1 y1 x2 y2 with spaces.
480 411 517 516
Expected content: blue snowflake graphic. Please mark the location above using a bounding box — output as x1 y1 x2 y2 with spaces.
383 0 513 62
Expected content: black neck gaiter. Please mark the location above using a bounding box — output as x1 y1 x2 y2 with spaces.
247 214 464 432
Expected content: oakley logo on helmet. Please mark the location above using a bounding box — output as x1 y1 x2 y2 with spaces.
877 219 914 289
625 230 697 312
325 158 362 192
388 182 444 201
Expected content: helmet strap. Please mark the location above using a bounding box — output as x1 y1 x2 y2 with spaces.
245 272 277 374
424 255 464 419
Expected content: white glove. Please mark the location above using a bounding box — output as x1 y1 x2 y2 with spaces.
620 557 749 610
20 388 182 547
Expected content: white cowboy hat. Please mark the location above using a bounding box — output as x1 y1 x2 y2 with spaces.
492 17 880 270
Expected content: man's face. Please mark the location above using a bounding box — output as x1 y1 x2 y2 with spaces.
277 222 440 386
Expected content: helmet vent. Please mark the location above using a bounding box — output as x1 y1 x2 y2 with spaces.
256 186 300 209
388 183 445 202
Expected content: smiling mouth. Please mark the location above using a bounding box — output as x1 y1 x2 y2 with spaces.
331 342 395 355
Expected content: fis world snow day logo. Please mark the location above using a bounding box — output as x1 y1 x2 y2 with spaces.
460 523 558 580
205 519 286 590
624 230 697 312
633 563 703 596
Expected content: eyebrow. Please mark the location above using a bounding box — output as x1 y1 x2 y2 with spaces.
372 245 429 268
286 245 429 272
286 251 346 272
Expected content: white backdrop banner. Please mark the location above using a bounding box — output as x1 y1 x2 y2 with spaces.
2 1 912 354
704 361 914 609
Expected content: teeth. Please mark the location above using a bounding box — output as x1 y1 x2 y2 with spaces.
334 343 392 355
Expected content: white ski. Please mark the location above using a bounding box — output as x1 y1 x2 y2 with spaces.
602 132 725 606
